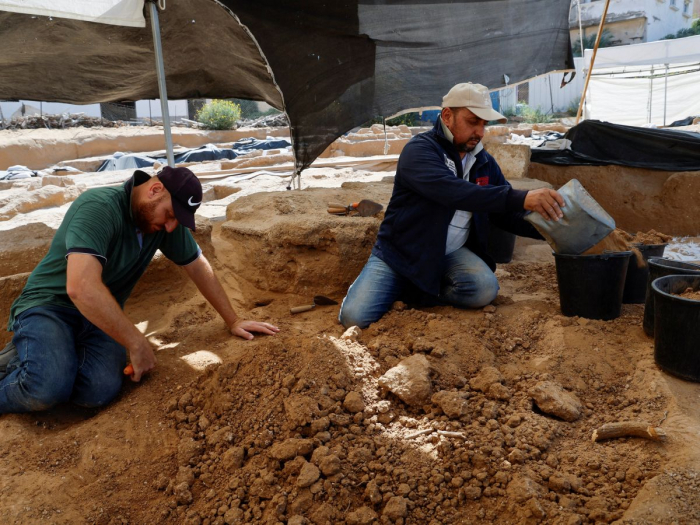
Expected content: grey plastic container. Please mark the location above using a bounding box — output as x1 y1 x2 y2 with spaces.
524 179 615 255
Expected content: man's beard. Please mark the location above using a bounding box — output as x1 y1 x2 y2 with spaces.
133 196 164 234
455 136 480 153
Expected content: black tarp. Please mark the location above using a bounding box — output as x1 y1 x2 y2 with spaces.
531 120 700 172
96 138 292 171
0 0 573 173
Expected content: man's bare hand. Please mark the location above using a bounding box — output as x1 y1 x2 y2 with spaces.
230 320 280 341
524 188 565 221
128 338 157 382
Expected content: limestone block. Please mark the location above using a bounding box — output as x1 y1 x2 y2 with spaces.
41 175 76 187
0 185 83 221
212 184 242 200
532 123 568 133
485 125 510 137
485 143 531 179
220 185 392 296
0 222 55 277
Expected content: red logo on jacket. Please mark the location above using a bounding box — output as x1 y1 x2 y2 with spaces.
475 176 489 186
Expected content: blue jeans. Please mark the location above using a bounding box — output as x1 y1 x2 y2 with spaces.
339 249 499 329
0 305 127 413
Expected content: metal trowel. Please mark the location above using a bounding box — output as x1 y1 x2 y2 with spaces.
327 199 384 217
290 295 339 314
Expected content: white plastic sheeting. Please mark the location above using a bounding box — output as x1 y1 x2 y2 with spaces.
583 36 700 127
584 35 700 70
0 0 145 27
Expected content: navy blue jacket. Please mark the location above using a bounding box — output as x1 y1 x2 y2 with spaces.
372 118 542 295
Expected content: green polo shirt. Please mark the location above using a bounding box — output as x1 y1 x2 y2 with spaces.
8 172 200 330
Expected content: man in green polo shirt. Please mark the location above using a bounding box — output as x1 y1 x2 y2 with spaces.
0 166 279 414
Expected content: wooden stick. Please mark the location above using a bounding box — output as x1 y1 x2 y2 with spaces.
591 422 667 443
576 0 612 125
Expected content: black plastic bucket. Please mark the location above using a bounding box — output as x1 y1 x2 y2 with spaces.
652 275 700 382
554 251 632 320
643 258 700 336
487 223 516 264
622 243 667 304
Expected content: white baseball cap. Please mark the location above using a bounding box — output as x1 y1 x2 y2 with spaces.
441 82 507 124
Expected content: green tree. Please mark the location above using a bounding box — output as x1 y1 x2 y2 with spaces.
572 29 614 57
663 19 700 39
230 98 261 119
196 100 241 130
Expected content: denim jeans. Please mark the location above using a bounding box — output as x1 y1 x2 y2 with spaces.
339 248 499 328
0 305 127 413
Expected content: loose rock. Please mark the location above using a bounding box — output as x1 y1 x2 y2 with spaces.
530 381 583 422
378 354 432 407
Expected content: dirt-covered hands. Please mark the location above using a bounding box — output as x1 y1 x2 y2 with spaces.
230 319 280 341
128 338 157 382
524 188 565 221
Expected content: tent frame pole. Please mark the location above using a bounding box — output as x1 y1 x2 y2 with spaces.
575 0 611 125
648 65 654 124
663 63 669 127
148 1 175 167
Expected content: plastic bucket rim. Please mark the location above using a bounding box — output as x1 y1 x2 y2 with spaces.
553 251 633 260
648 257 700 270
651 275 700 305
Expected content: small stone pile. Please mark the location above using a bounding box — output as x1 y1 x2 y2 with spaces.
1 114 126 129
239 113 289 128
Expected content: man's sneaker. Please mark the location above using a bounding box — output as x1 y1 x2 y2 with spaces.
0 341 17 378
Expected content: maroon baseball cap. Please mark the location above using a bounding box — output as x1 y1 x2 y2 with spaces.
157 166 202 231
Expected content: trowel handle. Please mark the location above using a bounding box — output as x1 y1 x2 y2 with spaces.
327 207 348 215
290 304 315 314
328 202 347 209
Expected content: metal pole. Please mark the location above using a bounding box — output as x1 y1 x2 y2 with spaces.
648 65 654 124
576 0 585 58
663 63 669 127
576 0 611 125
148 1 175 167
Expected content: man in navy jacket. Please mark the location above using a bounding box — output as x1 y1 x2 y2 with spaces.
339 83 564 328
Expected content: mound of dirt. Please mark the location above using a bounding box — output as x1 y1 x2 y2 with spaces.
147 266 673 525
675 288 700 300
629 230 672 246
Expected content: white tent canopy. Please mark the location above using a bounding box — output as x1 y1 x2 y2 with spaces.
0 0 145 27
583 35 700 127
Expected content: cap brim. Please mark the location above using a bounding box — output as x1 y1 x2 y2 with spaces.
469 106 508 124
171 198 196 231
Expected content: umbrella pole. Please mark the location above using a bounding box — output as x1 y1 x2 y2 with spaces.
148 1 175 167
575 0 611 125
